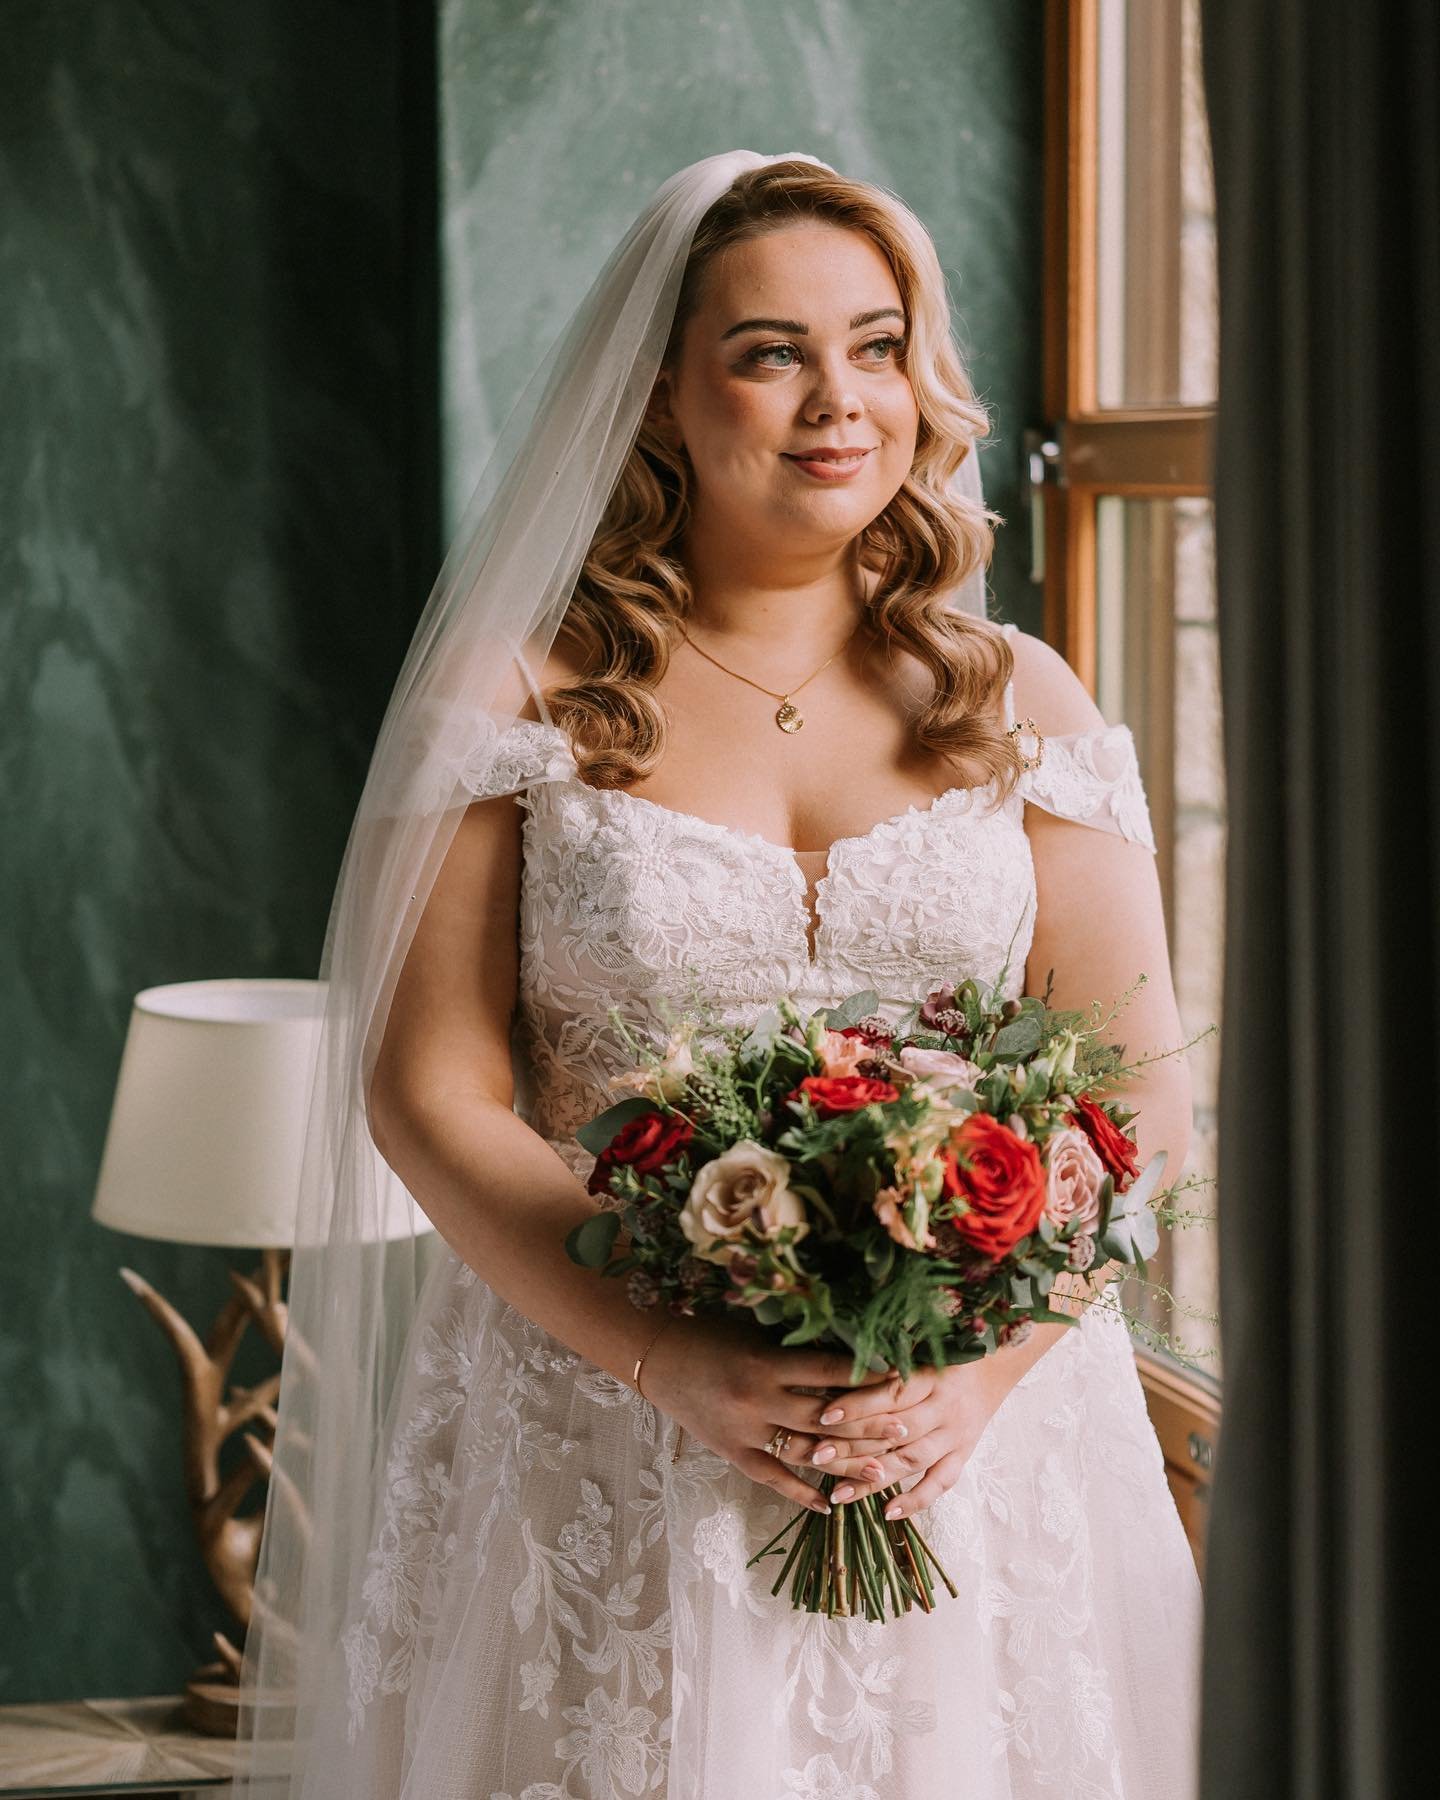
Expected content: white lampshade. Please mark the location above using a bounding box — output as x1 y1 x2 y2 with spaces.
91 977 432 1248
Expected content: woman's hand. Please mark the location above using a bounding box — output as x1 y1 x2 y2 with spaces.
638 1314 898 1513
812 1321 1074 1519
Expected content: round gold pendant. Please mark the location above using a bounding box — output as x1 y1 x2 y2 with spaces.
775 699 804 732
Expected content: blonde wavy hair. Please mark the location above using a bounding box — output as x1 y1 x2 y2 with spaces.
544 159 1026 804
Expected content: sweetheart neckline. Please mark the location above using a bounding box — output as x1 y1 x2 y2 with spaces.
520 745 1023 968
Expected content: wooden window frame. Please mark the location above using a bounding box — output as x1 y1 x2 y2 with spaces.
1041 0 1221 1573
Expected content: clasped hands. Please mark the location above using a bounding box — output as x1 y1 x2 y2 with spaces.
642 1315 1030 1525
776 1357 1002 1521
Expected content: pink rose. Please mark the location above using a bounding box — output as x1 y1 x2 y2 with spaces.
815 1028 873 1077
896 1045 982 1092
874 1184 937 1253
1041 1127 1106 1234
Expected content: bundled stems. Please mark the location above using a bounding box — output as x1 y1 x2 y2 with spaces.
745 1477 957 1621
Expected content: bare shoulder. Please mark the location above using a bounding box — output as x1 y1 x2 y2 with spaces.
491 636 590 726
1004 624 1109 737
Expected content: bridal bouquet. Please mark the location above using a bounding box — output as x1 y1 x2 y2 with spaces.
564 966 1174 1623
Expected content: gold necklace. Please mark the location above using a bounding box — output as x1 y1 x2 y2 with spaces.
678 606 865 734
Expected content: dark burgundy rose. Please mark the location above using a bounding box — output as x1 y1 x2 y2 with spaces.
586 1110 694 1196
838 1016 894 1048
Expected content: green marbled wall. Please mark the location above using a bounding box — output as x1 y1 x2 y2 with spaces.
1 3 437 1701
3 0 1042 1704
441 0 1045 616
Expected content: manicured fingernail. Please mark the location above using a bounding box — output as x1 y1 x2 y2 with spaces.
811 1495 831 1513
862 1461 884 1481
819 1407 844 1425
884 1502 903 1520
811 1444 836 1465
831 1484 855 1502
888 1421 908 1439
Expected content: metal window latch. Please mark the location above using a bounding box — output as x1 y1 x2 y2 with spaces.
1021 424 1065 584
1186 1430 1214 1471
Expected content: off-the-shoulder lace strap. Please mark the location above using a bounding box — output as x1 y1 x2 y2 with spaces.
1000 621 1157 852
455 717 578 801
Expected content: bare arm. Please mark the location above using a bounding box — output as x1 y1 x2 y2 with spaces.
366 785 666 1387
1018 627 1193 1270
366 766 888 1514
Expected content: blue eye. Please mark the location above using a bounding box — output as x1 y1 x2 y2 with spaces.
747 342 801 368
743 335 907 370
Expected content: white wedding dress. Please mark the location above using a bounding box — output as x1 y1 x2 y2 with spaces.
322 623 1202 1798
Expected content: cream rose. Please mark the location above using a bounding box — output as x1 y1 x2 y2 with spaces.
1041 1126 1106 1234
678 1140 809 1263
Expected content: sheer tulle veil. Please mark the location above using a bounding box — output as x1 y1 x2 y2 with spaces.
231 148 993 1794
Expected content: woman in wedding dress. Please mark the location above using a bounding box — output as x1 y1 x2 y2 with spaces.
238 152 1201 1800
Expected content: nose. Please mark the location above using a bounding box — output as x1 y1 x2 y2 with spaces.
801 351 864 426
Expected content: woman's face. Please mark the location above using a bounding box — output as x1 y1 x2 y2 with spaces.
652 222 920 554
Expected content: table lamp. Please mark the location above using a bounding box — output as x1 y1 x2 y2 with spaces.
90 977 432 1735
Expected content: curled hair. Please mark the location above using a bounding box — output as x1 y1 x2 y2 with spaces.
545 159 1025 804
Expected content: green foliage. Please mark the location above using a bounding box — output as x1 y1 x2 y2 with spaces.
574 1095 662 1154
564 1210 621 1268
572 974 1211 1400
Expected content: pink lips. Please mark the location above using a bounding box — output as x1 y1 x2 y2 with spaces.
783 446 875 482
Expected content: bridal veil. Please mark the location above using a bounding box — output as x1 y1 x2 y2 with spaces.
231 148 993 1796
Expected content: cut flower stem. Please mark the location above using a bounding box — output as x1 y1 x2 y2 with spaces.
746 1475 957 1620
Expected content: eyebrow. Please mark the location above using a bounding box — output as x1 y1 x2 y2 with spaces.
719 306 906 341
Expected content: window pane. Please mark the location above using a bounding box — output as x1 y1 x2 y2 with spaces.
1094 0 1217 409
1095 494 1223 1383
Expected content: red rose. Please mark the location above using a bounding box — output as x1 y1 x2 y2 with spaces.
1071 1095 1140 1194
939 1113 1046 1258
586 1110 694 1196
787 1074 900 1116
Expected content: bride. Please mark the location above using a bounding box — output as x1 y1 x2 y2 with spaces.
236 152 1201 1800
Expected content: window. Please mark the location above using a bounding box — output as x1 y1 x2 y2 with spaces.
1037 0 1222 1560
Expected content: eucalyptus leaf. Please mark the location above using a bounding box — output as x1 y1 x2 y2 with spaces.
1094 1172 1117 1236
737 1005 784 1062
1118 1148 1169 1216
575 1095 663 1154
992 1014 1044 1058
822 989 882 1030
564 1210 621 1268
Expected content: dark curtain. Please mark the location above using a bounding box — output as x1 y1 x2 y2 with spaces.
1198 3 1437 1795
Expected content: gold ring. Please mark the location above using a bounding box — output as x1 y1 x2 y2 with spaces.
764 1426 790 1459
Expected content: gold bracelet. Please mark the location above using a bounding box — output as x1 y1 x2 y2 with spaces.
631 1315 676 1401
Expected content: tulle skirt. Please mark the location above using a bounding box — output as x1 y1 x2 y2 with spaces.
305 1239 1202 1799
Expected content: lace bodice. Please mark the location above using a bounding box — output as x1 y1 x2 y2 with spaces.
327 626 1200 1799
460 624 1155 1178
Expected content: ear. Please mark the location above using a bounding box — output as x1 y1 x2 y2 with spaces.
645 368 683 451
